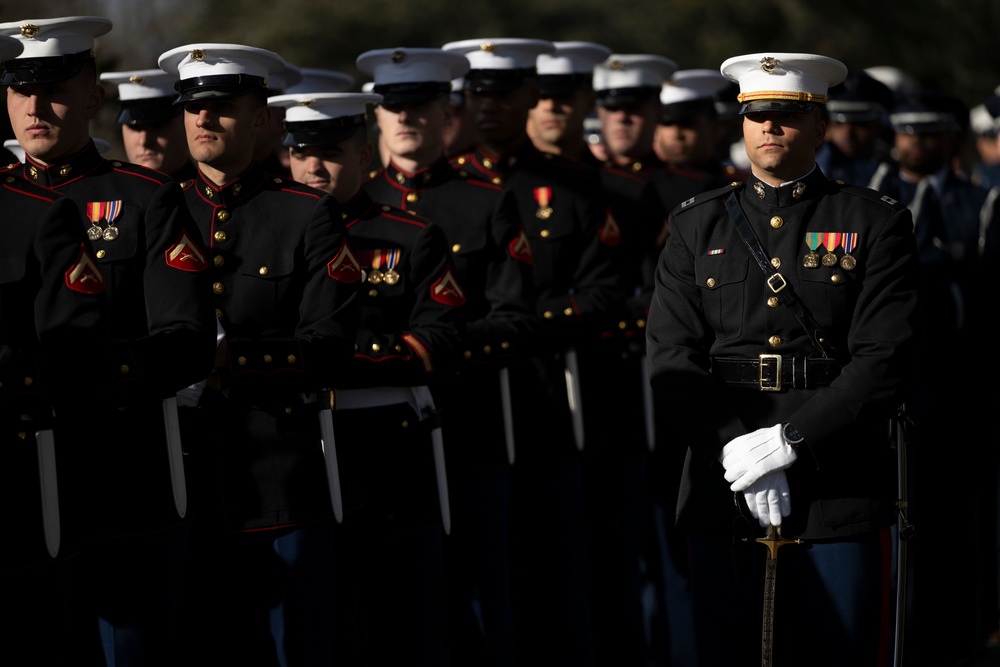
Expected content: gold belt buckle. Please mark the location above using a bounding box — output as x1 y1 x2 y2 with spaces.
759 354 782 391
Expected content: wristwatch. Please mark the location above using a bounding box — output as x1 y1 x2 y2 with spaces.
782 423 805 449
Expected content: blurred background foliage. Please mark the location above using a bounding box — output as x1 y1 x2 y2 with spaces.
3 0 999 156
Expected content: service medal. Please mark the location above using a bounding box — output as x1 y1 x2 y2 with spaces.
382 248 401 285
534 186 553 220
840 232 858 270
87 225 103 241
383 269 399 285
367 269 383 284
821 232 842 267
803 232 822 268
103 225 119 241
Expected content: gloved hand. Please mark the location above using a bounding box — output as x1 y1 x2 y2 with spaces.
719 423 797 492
743 470 791 527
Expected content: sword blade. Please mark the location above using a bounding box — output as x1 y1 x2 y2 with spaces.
499 366 515 465
36 427 60 558
318 406 344 523
641 356 655 452
564 348 584 451
762 550 777 667
431 425 451 535
162 397 188 519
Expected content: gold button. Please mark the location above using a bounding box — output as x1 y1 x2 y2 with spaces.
96 249 106 259
18 431 26 440
394 345 402 352
768 335 782 348
285 407 293 415
259 266 268 276
401 419 410 429
213 282 224 294
406 192 418 203
482 345 492 354
213 255 224 267
120 364 130 374
372 343 381 352
463 350 472 360
214 230 228 242
500 341 510 350
215 308 223 319
216 209 229 222
491 177 502 186
767 296 780 308
23 376 33 387
771 257 781 269
636 319 646 328
543 311 554 319
540 229 550 238
482 158 493 168
237 356 247 366
263 355 272 363
618 321 628 330
563 307 573 316
831 274 842 284
368 289 378 297
706 277 716 287
452 243 461 253
770 216 783 229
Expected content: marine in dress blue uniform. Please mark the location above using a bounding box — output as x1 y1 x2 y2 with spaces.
0 31 107 655
443 37 625 667
1 17 217 666
817 69 893 186
646 53 919 666
100 67 197 182
271 88 465 665
159 43 361 665
358 46 537 667
868 90 997 664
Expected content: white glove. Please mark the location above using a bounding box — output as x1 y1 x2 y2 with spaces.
719 423 797 492
743 470 791 527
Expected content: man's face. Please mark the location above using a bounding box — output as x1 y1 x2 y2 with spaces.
826 119 882 160
527 90 595 148
120 115 189 175
742 109 825 182
597 100 660 161
894 130 954 177
6 68 104 164
465 85 538 153
288 134 372 203
654 113 722 168
373 98 447 164
183 94 266 172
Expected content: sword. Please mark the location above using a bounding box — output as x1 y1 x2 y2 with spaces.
892 405 915 667
161 397 187 519
563 348 584 451
641 355 655 452
35 424 60 558
499 366 515 465
753 525 803 667
317 390 344 523
412 385 451 535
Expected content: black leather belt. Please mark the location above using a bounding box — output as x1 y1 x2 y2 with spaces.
711 355 841 391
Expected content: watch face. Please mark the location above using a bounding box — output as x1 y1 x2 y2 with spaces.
783 423 804 445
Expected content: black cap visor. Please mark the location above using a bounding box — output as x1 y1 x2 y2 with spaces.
174 74 268 103
117 97 182 126
1 51 92 86
537 73 593 98
596 86 661 110
282 116 365 148
374 81 450 106
739 99 817 115
465 68 536 93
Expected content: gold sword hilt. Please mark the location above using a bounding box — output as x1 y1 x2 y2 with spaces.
755 524 804 560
